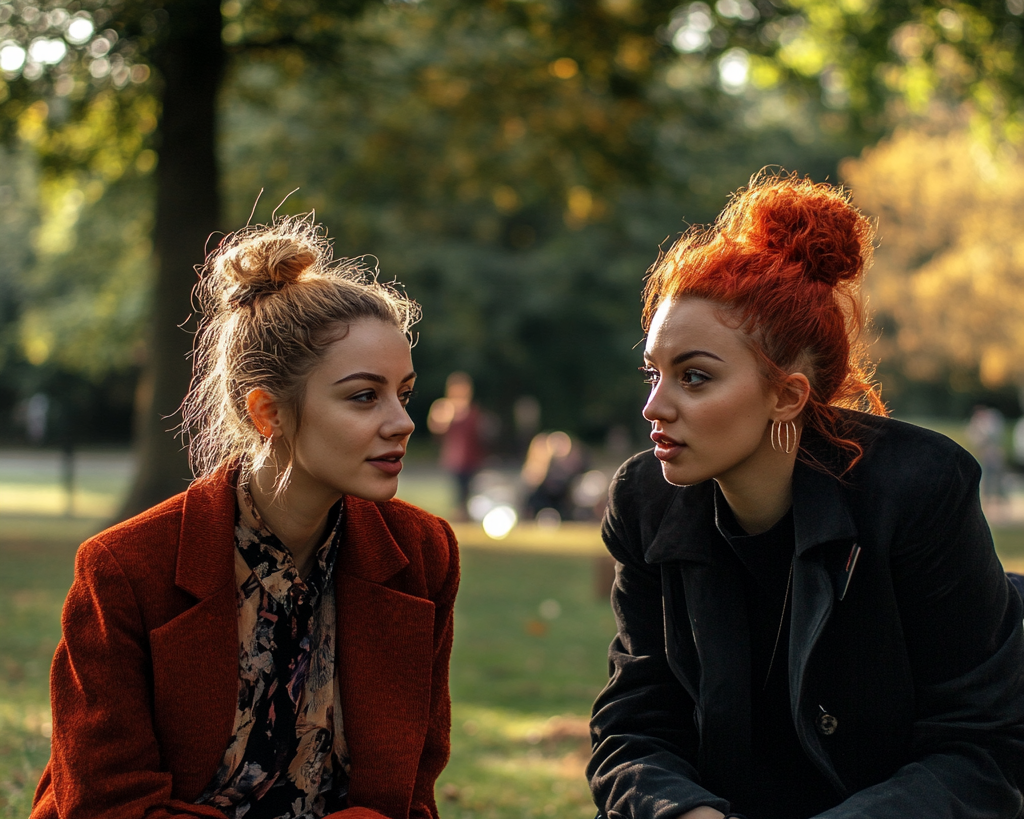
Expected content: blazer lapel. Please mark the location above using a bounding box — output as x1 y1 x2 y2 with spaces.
337 498 436 819
149 470 240 800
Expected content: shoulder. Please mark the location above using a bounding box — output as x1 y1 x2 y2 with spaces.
375 497 456 548
609 449 677 505
607 449 682 524
603 449 686 562
76 491 187 580
75 470 237 604
846 412 979 496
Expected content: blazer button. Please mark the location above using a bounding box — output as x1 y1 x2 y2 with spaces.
816 711 838 736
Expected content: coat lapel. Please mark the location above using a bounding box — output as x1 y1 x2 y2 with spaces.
146 483 438 811
787 461 858 795
337 498 436 819
788 460 858 699
149 471 240 800
644 482 753 789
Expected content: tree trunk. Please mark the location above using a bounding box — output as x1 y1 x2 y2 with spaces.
118 0 224 519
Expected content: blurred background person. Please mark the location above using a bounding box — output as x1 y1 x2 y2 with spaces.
428 371 485 521
21 393 50 446
1014 413 1024 472
967 404 1008 509
520 430 587 524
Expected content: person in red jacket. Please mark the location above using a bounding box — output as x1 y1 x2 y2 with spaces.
31 215 459 819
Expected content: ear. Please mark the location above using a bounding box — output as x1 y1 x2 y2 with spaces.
246 388 285 438
772 372 811 423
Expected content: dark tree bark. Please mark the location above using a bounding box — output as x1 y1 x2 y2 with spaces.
118 0 224 518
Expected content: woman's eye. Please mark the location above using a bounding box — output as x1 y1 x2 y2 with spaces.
681 369 711 386
352 390 377 403
399 389 416 406
639 366 660 385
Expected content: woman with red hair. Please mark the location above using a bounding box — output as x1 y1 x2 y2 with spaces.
588 172 1024 819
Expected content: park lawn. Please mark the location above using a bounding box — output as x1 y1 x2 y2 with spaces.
0 528 80 817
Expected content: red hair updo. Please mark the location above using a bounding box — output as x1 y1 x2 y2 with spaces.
643 170 886 471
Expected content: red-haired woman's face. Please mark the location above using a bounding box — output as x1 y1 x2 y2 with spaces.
642 298 778 489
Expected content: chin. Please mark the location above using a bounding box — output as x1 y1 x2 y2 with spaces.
347 481 401 504
659 461 708 488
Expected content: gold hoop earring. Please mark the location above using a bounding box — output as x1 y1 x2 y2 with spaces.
771 420 797 454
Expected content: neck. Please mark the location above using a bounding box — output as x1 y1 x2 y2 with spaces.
717 447 798 536
243 467 340 578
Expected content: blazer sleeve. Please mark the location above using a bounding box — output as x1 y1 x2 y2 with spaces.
817 447 1024 819
587 459 731 819
36 539 228 819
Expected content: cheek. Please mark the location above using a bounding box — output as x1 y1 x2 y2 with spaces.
297 405 364 455
692 387 768 443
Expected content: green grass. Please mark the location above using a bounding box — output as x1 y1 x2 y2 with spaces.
0 534 78 816
438 549 614 819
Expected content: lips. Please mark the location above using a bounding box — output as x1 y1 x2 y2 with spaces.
650 430 685 462
367 451 405 476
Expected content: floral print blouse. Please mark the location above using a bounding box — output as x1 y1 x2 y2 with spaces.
196 492 351 819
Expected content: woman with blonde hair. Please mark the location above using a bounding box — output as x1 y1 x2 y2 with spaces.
588 172 1024 819
32 216 459 819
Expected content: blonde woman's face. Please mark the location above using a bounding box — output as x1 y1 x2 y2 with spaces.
282 319 416 504
642 298 777 488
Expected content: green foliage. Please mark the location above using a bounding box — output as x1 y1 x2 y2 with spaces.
20 174 152 376
674 0 1024 140
219 0 853 439
5 0 1024 442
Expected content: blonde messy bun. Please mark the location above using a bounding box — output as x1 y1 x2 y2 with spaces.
182 214 420 480
210 217 322 308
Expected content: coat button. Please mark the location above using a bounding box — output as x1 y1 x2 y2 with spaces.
816 711 838 736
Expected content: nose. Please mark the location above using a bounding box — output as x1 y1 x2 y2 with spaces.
642 379 674 424
384 399 416 440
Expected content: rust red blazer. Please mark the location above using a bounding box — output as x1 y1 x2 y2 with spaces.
31 469 459 819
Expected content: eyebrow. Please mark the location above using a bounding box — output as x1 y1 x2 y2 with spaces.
644 350 724 366
672 350 723 366
335 371 417 385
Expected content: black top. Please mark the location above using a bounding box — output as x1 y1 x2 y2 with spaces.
715 488 836 819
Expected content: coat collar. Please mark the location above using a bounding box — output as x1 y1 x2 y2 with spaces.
174 469 410 599
642 459 857 565
175 469 238 599
791 459 857 555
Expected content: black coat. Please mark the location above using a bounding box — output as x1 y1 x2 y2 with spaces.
588 413 1024 819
